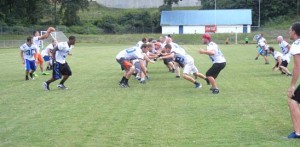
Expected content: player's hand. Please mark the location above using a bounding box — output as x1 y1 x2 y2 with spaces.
47 27 56 33
22 60 24 64
288 86 295 98
146 75 150 80
199 49 205 54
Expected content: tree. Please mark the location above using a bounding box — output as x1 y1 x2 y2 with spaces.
160 0 183 11
200 0 296 26
54 0 89 26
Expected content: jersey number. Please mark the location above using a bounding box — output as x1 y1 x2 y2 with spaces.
126 48 136 53
25 49 34 56
175 57 184 64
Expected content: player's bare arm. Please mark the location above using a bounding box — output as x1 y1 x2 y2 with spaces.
199 49 215 55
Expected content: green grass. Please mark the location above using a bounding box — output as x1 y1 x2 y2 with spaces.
1 43 300 146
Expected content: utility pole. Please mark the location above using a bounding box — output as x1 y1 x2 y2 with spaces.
258 0 260 27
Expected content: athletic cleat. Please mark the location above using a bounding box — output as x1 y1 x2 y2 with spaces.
288 131 300 139
140 80 146 84
33 72 38 77
57 84 68 90
25 76 29 81
195 83 202 88
43 82 50 91
171 69 175 73
287 73 292 76
255 57 258 60
212 88 220 94
42 72 50 75
265 62 269 64
205 78 210 85
120 83 129 88
175 76 180 78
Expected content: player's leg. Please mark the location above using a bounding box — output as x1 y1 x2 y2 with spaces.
183 63 201 88
174 62 181 78
206 63 226 94
29 60 36 80
43 62 60 90
57 63 72 89
263 50 269 64
288 85 300 138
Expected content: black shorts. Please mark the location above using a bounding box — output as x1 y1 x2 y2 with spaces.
292 85 300 103
281 60 288 67
206 62 226 79
163 58 173 65
53 62 72 79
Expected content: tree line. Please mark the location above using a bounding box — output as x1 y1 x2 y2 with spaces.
0 0 297 34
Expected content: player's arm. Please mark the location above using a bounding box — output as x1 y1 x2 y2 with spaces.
20 50 24 64
199 49 215 55
287 44 291 53
143 53 155 64
160 53 174 59
38 27 55 40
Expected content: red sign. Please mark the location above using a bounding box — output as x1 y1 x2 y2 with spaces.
205 25 217 33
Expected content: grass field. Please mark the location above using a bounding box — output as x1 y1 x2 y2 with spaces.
1 43 300 146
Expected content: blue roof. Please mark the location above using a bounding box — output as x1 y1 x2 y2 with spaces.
161 9 252 26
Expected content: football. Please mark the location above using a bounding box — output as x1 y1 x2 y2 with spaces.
47 27 56 33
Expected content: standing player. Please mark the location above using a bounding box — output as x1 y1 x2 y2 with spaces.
43 36 76 91
254 34 269 64
41 40 57 71
199 34 226 94
287 22 300 139
116 44 149 88
33 27 55 75
20 36 37 80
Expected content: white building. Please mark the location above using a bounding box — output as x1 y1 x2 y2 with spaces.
160 9 252 34
94 0 201 9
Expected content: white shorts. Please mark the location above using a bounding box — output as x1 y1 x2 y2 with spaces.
183 56 198 74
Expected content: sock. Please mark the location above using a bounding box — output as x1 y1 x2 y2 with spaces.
296 132 300 136
60 79 66 85
124 78 129 84
120 76 126 83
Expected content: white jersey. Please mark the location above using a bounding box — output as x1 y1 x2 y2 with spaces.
41 43 55 57
116 46 144 61
279 40 289 55
33 36 42 53
207 42 226 63
258 37 267 50
290 39 300 56
20 43 36 60
55 42 73 64
136 41 144 49
170 42 186 54
272 51 283 60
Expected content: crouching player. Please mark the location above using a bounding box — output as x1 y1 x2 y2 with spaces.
269 46 292 76
43 36 76 90
116 44 150 88
20 36 37 80
160 44 207 88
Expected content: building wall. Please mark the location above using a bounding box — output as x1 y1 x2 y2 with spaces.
95 0 201 9
162 26 179 34
162 25 251 34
